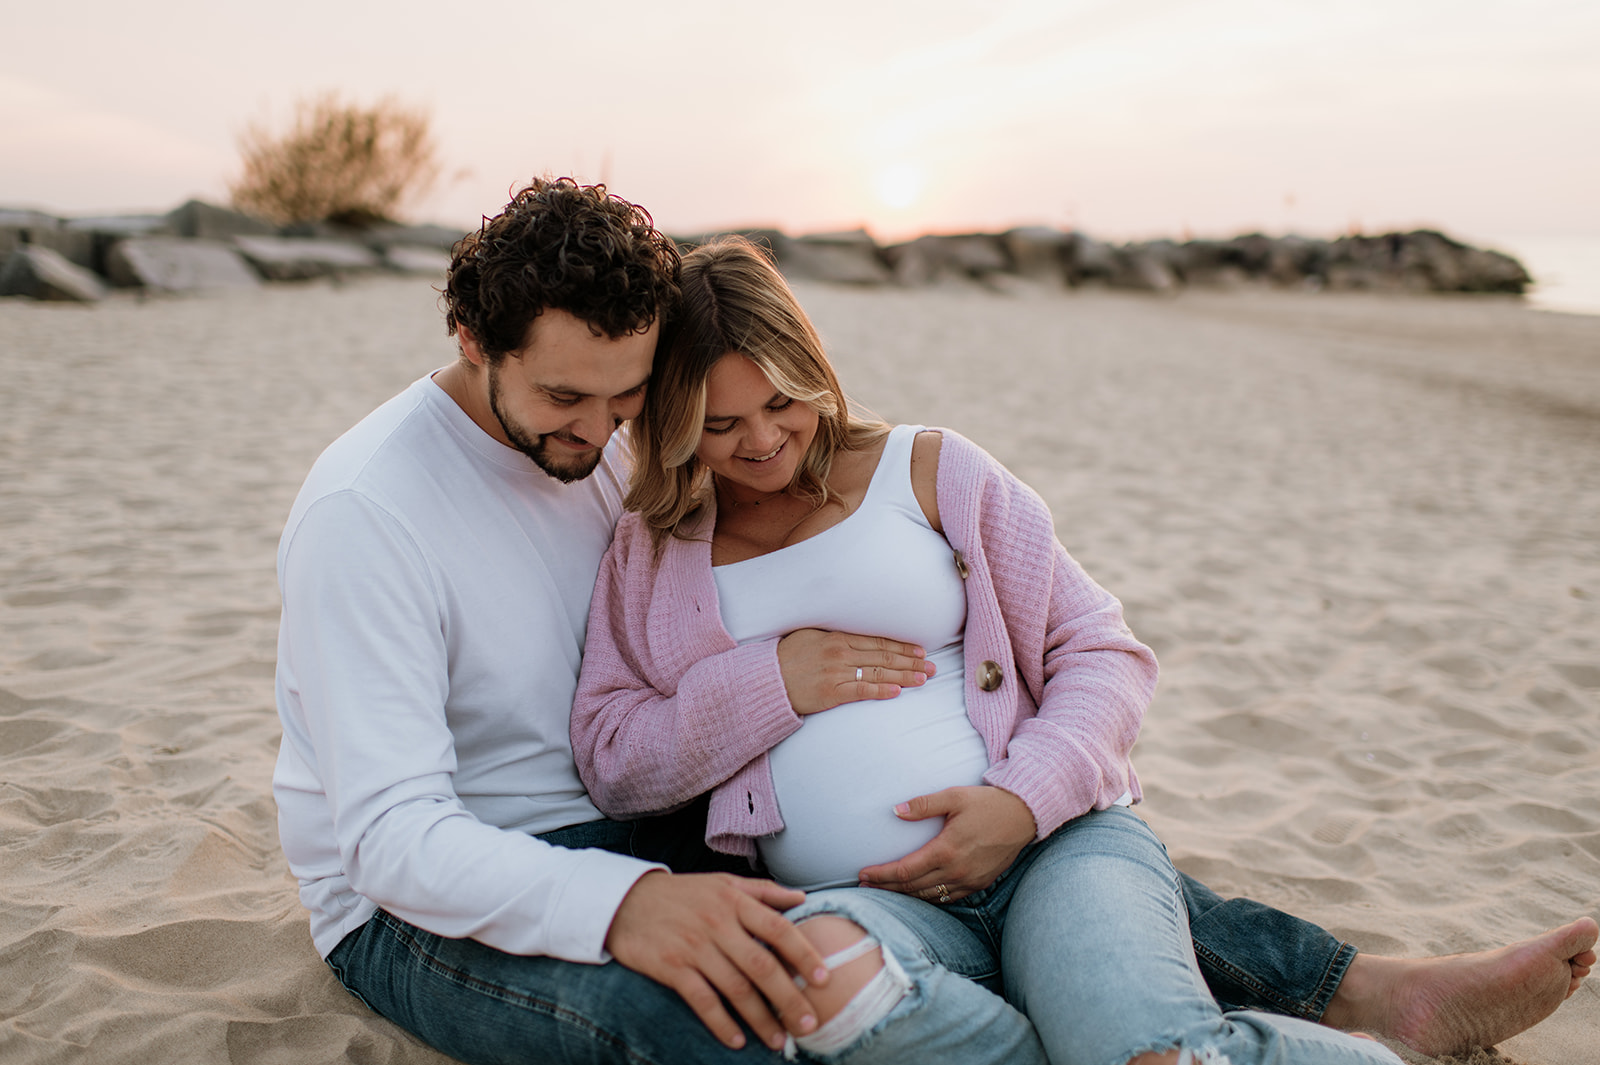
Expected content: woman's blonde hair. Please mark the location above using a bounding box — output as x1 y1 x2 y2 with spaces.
626 236 889 547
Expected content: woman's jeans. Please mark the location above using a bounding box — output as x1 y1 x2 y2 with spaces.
326 810 1400 1065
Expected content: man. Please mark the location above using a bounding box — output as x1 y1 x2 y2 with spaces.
274 178 1594 1065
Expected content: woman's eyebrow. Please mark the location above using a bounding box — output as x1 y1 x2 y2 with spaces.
704 392 784 421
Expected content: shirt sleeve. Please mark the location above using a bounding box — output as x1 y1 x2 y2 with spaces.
939 432 1158 837
570 520 798 828
278 490 661 962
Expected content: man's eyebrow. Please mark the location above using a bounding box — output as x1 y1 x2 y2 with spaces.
539 376 650 398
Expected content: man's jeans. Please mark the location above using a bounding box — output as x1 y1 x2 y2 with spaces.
326 811 1373 1065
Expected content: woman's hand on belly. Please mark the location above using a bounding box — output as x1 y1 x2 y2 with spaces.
776 628 935 715
856 785 1038 903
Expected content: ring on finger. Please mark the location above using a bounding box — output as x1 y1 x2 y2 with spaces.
936 883 952 904
856 667 863 682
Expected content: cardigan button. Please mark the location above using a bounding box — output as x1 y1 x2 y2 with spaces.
978 660 1003 692
953 550 969 580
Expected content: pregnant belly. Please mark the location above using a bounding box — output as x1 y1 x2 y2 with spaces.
758 662 988 890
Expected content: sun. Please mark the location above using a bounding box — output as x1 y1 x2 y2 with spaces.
873 164 926 210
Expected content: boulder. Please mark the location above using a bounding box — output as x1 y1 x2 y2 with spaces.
775 230 891 285
381 244 453 275
1107 242 1179 293
1384 230 1528 293
0 209 95 269
1001 227 1071 283
1061 232 1119 285
105 237 261 292
364 222 471 252
231 235 382 281
167 199 275 240
0 245 107 301
883 234 1010 286
65 215 176 276
1173 235 1331 288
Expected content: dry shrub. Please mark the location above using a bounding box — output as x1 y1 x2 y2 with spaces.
229 93 442 227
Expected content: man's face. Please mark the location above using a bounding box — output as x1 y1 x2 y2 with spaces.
477 309 657 483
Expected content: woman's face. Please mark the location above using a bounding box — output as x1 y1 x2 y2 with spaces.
696 353 820 498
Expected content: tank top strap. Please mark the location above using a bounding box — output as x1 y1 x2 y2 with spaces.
859 424 926 518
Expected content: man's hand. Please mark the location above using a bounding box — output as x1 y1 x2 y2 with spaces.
857 786 1037 903
605 871 829 1051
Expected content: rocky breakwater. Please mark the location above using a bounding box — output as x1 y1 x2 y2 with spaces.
681 227 1531 297
0 201 465 302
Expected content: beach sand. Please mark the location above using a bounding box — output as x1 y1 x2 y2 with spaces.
1 275 1595 1063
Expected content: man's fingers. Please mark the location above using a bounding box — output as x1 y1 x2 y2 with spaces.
669 967 753 1049
734 891 828 987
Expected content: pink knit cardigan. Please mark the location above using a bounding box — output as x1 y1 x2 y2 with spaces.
571 428 1159 859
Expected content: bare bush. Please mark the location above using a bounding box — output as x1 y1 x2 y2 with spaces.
229 93 442 227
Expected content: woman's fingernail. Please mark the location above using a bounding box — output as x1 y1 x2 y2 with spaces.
894 802 910 816
801 1013 819 1033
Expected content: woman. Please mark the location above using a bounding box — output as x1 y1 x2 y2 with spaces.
569 238 1509 1065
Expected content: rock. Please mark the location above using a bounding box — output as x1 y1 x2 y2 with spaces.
1107 242 1179 292
883 234 1010 286
231 235 382 281
105 237 261 292
775 230 891 285
0 209 95 269
64 215 176 276
1385 230 1529 293
1001 227 1071 283
381 244 453 275
1173 235 1331 288
167 199 275 240
1061 233 1119 285
65 214 172 238
0 245 107 301
364 222 471 253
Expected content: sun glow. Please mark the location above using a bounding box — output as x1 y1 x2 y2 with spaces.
873 164 926 210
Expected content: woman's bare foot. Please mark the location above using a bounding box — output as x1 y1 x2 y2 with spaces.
1322 917 1598 1057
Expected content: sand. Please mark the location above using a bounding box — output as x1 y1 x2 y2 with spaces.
1 275 1596 1064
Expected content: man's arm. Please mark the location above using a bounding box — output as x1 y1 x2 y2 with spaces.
278 491 827 1047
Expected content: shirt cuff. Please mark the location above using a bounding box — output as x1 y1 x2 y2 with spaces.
544 848 667 964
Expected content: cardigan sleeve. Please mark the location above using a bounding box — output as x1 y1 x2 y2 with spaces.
570 514 799 831
940 431 1159 837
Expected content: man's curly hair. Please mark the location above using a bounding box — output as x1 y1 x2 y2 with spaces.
445 177 680 360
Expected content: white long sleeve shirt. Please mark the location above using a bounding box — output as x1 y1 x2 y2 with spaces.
273 373 659 961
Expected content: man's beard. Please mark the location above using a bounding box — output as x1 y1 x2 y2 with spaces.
487 362 605 484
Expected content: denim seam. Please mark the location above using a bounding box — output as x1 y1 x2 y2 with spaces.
1308 942 1359 1020
1189 936 1354 1021
373 911 671 1065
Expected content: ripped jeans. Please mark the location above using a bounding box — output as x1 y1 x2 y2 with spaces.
324 811 1402 1064
790 806 1402 1065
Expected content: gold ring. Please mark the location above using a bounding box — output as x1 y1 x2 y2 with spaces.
936 884 951 904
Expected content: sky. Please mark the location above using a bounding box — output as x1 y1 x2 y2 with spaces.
3 0 1598 249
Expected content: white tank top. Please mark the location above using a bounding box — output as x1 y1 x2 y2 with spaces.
712 425 989 889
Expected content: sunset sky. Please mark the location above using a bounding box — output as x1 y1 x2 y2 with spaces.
4 0 1597 249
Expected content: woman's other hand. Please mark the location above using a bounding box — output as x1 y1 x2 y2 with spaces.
776 628 934 715
856 786 1037 902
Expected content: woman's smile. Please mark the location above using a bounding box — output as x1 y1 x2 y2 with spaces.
697 353 820 495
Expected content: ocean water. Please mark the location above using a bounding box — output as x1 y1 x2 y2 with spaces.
1484 233 1600 317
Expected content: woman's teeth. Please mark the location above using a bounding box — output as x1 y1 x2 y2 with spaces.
745 443 782 462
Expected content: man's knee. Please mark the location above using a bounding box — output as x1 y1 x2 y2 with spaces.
791 915 911 1055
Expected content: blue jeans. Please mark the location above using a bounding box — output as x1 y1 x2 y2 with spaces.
939 806 1402 1064
326 811 1383 1064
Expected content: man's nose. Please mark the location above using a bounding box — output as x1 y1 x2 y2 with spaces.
572 401 616 448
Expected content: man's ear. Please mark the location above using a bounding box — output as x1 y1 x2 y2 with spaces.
457 325 488 368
